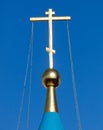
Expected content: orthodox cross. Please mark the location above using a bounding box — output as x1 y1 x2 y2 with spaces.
30 9 71 69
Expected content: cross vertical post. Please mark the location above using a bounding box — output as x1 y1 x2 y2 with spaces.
45 9 55 69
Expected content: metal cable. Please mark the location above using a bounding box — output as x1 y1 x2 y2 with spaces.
26 22 34 130
66 21 82 130
16 22 34 130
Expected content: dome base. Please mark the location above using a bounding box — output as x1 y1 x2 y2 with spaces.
38 112 64 130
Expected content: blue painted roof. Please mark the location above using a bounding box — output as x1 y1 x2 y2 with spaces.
38 112 64 130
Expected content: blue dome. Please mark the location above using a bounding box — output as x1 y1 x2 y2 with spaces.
39 112 64 130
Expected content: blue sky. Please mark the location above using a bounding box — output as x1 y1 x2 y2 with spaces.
0 0 103 130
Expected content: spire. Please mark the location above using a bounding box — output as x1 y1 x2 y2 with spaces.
30 9 71 130
38 68 64 130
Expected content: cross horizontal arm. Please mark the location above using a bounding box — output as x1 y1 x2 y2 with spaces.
30 16 71 22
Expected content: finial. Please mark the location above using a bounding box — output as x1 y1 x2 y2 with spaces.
42 68 60 112
30 8 71 112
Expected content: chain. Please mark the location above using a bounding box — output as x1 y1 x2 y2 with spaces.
66 21 82 130
16 22 34 130
26 22 34 130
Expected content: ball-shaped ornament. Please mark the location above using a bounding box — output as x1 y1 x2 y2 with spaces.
42 69 61 88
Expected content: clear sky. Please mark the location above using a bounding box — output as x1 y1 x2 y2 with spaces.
0 0 103 130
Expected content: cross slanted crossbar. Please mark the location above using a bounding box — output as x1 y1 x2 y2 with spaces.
30 8 71 69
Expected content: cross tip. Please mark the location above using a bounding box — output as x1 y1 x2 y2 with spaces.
45 8 55 15
49 8 52 11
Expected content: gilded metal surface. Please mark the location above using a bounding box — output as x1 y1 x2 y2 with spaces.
42 69 60 112
44 86 58 112
42 69 60 88
30 16 71 22
30 9 71 69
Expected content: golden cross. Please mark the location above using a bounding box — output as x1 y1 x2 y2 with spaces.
30 8 71 69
